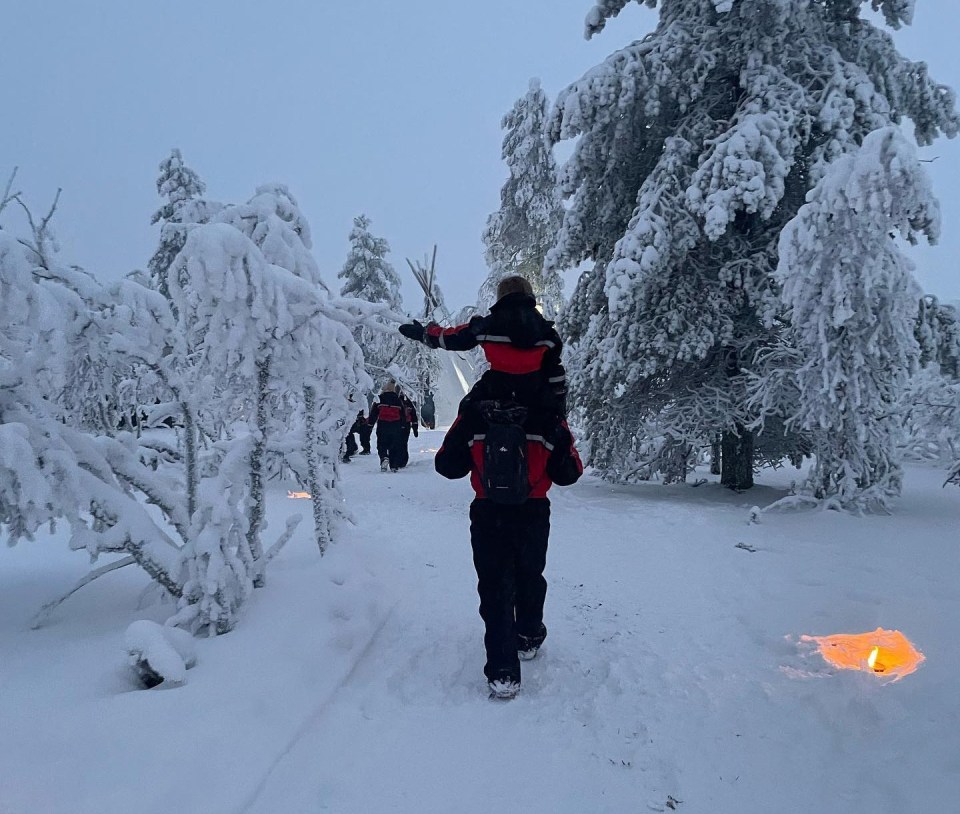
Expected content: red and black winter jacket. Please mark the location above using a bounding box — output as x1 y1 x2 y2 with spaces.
435 405 583 500
368 392 403 427
424 293 566 403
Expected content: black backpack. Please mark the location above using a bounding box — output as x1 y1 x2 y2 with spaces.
480 403 530 505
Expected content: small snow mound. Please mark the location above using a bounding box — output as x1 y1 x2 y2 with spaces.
125 620 197 688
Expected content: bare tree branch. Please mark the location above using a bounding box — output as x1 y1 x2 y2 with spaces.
0 167 20 220
30 556 136 629
12 187 61 270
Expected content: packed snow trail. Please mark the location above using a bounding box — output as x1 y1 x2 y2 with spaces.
242 431 960 814
244 433 667 813
3 430 958 814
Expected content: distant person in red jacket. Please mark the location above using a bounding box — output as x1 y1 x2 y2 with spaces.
435 395 582 700
399 276 566 418
368 381 405 472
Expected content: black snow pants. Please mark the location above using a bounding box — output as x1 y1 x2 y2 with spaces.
469 498 550 683
343 432 358 461
357 424 372 453
396 426 411 468
376 424 404 469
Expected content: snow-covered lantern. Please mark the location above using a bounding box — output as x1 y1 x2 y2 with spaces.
802 628 925 681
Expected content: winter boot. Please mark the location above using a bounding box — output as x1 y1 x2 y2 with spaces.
380 458 390 472
488 671 521 700
517 623 547 661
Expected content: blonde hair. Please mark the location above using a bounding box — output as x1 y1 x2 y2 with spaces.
496 275 534 301
382 379 397 393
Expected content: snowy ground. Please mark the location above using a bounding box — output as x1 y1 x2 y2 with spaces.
2 429 958 814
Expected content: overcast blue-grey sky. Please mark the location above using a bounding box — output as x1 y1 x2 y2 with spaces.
3 0 958 309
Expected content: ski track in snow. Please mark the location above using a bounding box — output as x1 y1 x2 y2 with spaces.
237 602 398 814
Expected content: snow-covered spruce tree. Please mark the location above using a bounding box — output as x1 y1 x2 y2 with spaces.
338 215 404 388
481 79 566 319
751 128 936 510
550 0 957 488
147 149 213 302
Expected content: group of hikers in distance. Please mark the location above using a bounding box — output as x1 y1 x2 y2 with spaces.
350 274 584 700
343 383 420 471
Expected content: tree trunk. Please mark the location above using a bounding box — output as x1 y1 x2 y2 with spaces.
247 357 270 587
303 385 331 555
181 401 198 522
720 425 754 490
710 436 722 476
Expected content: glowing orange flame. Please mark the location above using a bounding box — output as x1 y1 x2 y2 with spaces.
801 628 925 681
287 490 311 499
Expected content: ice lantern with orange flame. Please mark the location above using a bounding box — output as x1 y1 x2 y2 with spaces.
801 628 925 681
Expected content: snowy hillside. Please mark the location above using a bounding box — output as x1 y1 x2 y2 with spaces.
2 430 957 814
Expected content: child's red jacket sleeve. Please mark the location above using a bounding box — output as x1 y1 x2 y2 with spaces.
424 316 486 352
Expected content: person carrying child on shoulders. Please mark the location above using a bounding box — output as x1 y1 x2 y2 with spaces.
399 275 567 419
398 275 583 700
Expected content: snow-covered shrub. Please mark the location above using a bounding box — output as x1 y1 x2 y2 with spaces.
126 620 197 688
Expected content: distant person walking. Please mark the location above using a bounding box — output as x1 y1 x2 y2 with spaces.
368 380 405 472
352 409 373 455
420 392 436 430
395 386 419 469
